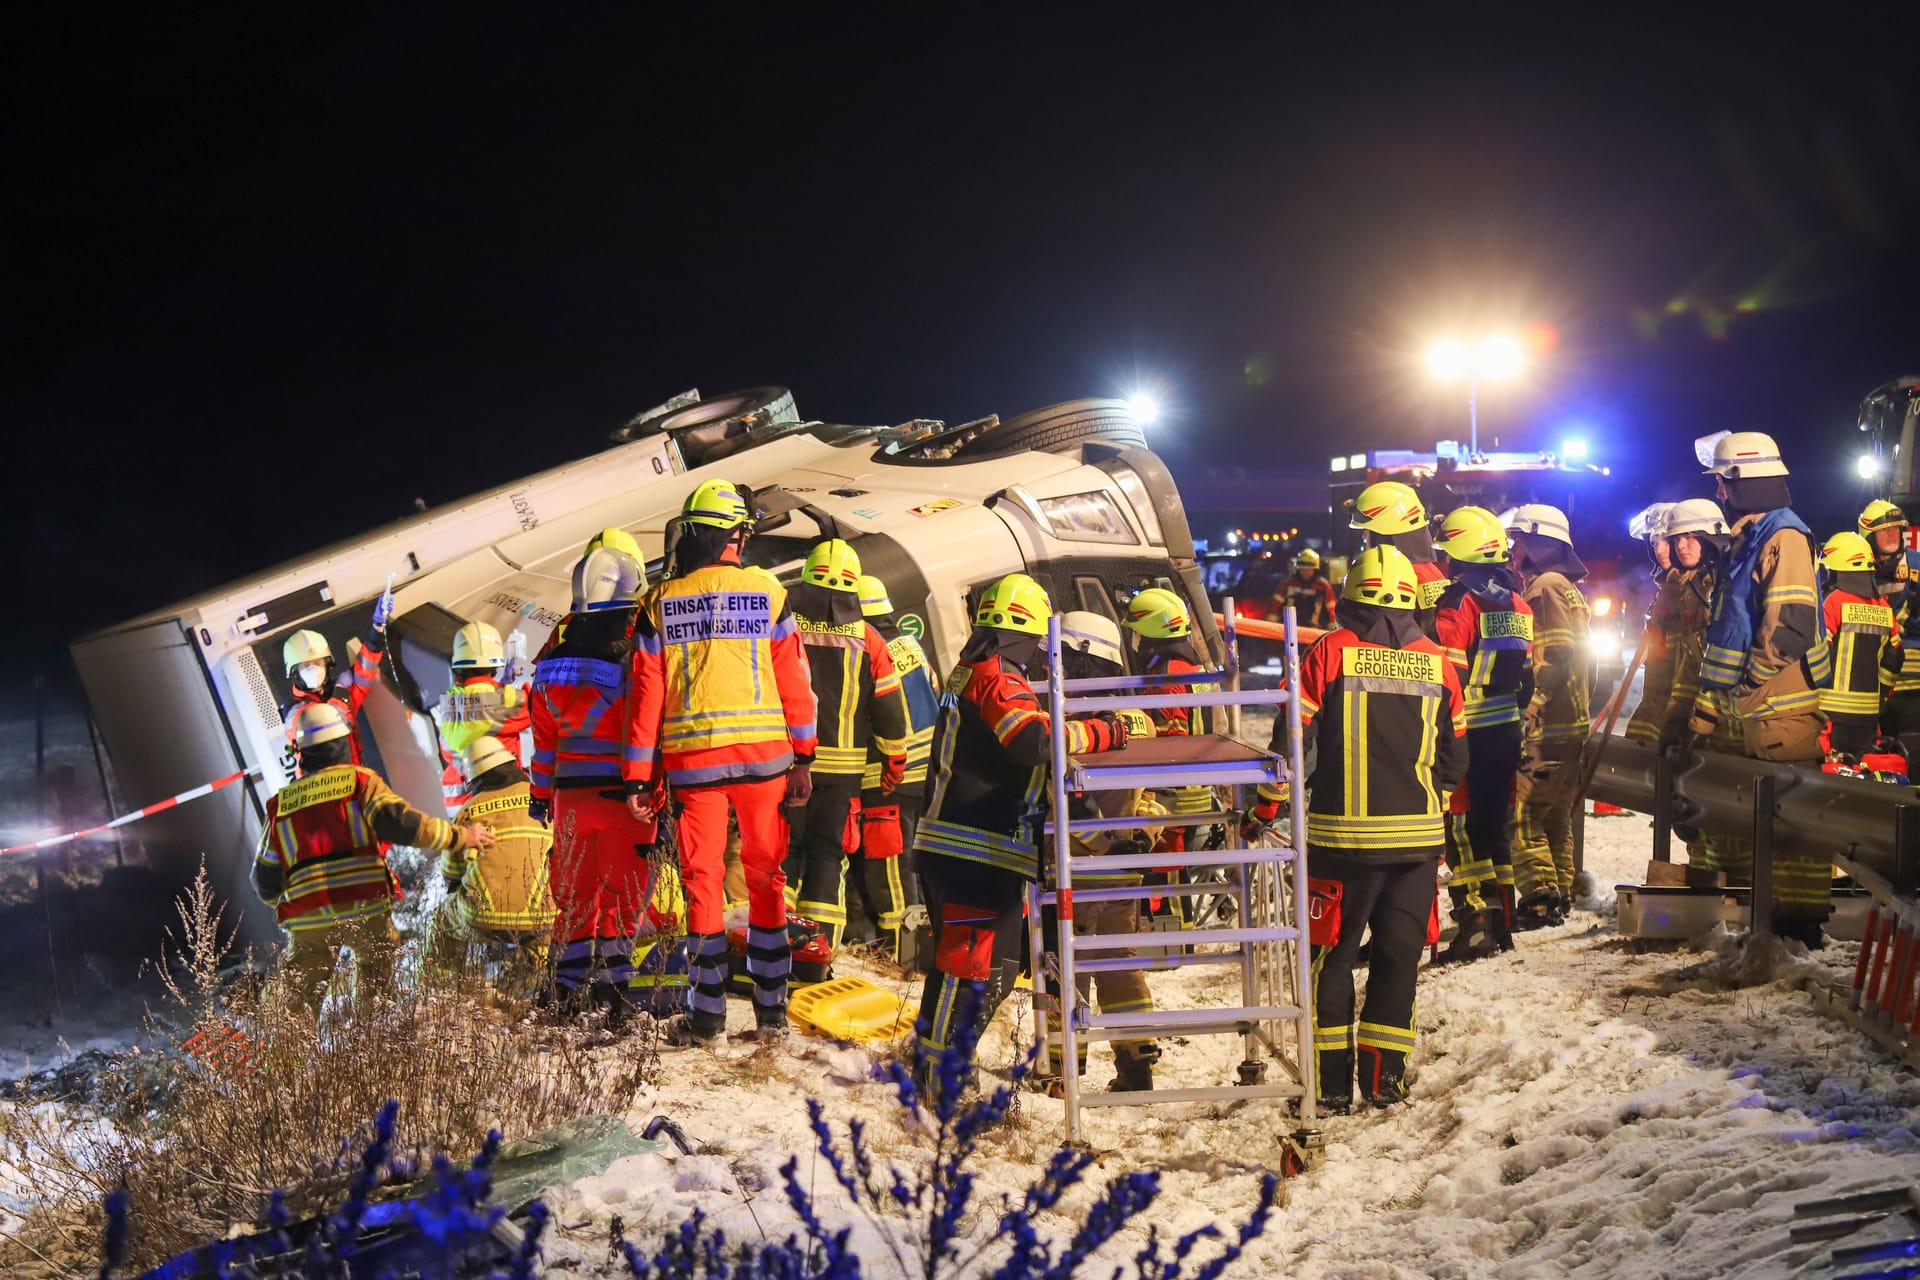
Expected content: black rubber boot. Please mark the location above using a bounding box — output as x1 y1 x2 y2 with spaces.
1513 887 1566 931
1111 1050 1156 1093
1492 884 1517 951
1438 908 1499 964
1772 916 1827 951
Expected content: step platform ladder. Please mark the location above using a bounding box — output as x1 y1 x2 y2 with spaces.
1027 602 1315 1142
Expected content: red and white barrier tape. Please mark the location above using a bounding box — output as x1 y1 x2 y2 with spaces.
1 768 261 857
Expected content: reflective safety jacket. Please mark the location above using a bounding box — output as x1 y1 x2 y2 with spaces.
1413 560 1449 637
1435 579 1535 730
796 614 910 778
625 563 818 788
1657 566 1715 740
529 652 632 802
1141 652 1218 819
282 633 385 767
1523 570 1592 747
1821 590 1901 720
863 632 941 796
257 764 457 931
1066 712 1161 887
444 780 556 933
438 676 531 809
1261 629 1466 863
1699 511 1830 722
1275 574 1337 630
1895 548 1920 695
915 651 1126 879
1627 571 1678 745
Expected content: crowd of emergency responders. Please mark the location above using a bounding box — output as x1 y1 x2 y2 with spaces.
252 427 1912 1115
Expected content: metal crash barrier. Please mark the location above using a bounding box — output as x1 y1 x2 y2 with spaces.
1589 737 1920 1066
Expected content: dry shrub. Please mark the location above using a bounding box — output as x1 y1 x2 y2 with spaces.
0 866 656 1274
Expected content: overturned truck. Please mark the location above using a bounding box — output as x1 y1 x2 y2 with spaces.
73 389 1212 943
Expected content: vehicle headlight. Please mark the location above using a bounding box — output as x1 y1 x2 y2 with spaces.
1589 631 1621 664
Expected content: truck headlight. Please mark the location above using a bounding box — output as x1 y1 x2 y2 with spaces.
1590 631 1621 664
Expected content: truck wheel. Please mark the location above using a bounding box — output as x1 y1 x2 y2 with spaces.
954 398 1148 458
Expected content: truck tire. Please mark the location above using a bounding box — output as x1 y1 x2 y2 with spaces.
954 398 1148 458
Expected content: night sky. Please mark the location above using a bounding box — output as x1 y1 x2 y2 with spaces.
11 10 1919 671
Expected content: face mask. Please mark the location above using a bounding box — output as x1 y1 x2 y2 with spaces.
297 662 328 691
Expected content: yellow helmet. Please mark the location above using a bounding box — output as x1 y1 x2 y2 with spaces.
1432 506 1511 564
1293 548 1322 570
450 620 505 671
803 539 862 593
584 526 643 561
1343 545 1420 609
1821 531 1875 573
975 572 1052 636
681 479 752 529
1860 499 1906 536
282 629 333 673
1348 481 1428 534
1123 586 1192 638
856 574 893 618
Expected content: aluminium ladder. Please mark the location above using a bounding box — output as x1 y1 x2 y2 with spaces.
1028 601 1315 1142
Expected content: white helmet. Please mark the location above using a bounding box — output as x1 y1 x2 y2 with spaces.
1628 502 1675 542
572 546 646 612
1664 498 1731 538
1696 430 1789 478
451 620 505 671
289 701 351 750
1059 610 1125 669
282 629 333 673
458 735 515 781
1501 503 1574 546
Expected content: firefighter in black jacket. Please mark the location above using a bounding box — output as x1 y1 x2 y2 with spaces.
910 572 1130 1097
1248 546 1467 1112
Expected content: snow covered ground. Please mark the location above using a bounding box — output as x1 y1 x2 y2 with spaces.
532 814 1920 1279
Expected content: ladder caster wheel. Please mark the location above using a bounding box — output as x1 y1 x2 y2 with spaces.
1235 1059 1268 1086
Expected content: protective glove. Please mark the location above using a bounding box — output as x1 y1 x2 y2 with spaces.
1241 797 1281 844
527 797 550 827
371 587 395 633
1688 692 1721 738
786 761 814 806
881 755 906 795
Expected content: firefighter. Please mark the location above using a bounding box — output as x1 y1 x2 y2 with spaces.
1430 506 1534 961
437 620 533 813
1624 503 1679 747
856 573 940 957
1504 503 1592 928
1347 480 1447 635
529 540 665 1021
911 573 1130 1098
278 584 394 767
1276 549 1337 629
1861 500 1920 754
1689 431 1834 947
625 479 818 1048
428 734 556 991
783 540 911 953
1817 532 1902 760
254 702 493 1021
1646 499 1736 864
1122 586 1216 925
1246 546 1466 1111
1049 610 1161 1092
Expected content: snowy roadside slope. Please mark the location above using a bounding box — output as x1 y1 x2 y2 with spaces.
541 816 1920 1280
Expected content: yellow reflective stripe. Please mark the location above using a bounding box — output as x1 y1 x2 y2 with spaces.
1763 586 1818 606
1356 1021 1417 1052
994 707 1045 745
1416 691 1439 814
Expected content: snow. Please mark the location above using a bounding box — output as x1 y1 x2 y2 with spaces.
531 814 1920 1279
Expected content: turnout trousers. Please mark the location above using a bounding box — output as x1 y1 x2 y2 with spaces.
850 791 923 949
913 854 1028 1069
1692 710 1831 926
1512 743 1578 901
548 790 661 1006
1310 853 1436 1106
1041 888 1156 1076
1444 720 1520 923
679 775 792 1035
784 774 859 945
285 912 400 1023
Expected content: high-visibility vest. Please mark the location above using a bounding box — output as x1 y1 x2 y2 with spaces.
259 765 454 931
444 781 557 933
